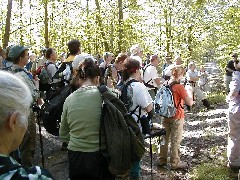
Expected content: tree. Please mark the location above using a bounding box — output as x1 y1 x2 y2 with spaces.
3 0 13 48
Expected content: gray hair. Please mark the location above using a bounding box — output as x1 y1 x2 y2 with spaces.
0 71 32 128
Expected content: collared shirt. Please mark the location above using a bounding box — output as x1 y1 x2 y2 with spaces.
186 69 199 81
0 154 53 179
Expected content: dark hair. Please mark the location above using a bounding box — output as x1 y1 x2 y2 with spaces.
67 39 81 55
115 53 127 64
45 48 55 59
13 50 28 64
77 58 100 80
122 58 140 81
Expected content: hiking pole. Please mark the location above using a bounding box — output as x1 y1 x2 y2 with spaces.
34 105 45 168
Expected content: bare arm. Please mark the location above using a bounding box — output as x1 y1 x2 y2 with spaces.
154 78 161 86
144 103 153 112
184 96 194 106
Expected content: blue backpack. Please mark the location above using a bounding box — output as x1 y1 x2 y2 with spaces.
154 81 180 118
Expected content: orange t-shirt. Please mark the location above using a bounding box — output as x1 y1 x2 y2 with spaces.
171 84 188 119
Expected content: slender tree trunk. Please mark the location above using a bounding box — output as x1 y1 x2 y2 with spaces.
188 25 193 58
94 0 109 51
118 0 124 52
20 0 23 44
86 0 91 53
44 0 49 48
3 0 13 48
164 9 170 54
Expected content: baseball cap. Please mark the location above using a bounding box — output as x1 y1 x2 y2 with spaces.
8 45 30 61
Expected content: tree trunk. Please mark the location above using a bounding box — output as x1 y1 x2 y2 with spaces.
118 0 124 52
164 9 170 54
3 0 13 48
94 0 109 51
20 0 23 44
44 0 49 48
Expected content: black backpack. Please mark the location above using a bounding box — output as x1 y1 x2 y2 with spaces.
40 85 72 136
98 85 145 175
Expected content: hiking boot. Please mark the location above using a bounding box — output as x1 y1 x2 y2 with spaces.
171 162 188 170
61 142 68 151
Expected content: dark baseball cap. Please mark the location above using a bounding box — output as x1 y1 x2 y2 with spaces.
8 45 30 61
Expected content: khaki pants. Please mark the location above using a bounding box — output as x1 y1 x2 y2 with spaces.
20 111 36 166
227 112 240 167
159 118 184 168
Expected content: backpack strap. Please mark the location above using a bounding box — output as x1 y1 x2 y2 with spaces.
143 64 156 88
0 164 21 175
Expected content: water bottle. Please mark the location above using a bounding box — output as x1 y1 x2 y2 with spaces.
160 135 166 146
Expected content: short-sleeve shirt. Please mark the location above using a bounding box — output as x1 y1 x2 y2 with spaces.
171 84 188 119
226 60 236 76
186 70 199 81
228 71 240 113
143 64 160 88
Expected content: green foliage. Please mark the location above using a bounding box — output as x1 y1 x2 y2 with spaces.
207 92 226 105
190 163 230 180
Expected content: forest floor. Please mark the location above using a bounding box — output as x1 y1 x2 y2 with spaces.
33 103 236 180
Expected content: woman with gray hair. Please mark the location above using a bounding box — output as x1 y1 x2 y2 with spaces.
0 70 53 179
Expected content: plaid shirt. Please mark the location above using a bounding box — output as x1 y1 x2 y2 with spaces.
0 154 53 180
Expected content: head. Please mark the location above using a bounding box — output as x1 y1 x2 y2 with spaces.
40 48 47 57
77 58 100 86
115 53 128 71
46 48 58 62
0 71 32 153
166 56 172 63
130 44 143 58
234 58 240 70
232 53 238 61
67 39 81 56
150 55 160 66
8 45 30 67
188 62 196 71
29 52 36 62
103 52 114 63
200 65 205 72
175 56 182 65
171 65 186 79
122 58 141 81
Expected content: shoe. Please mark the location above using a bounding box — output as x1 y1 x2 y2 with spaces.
171 162 188 170
61 142 68 151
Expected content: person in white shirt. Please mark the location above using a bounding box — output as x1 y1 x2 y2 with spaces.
130 44 143 67
163 56 182 80
186 62 213 110
143 55 162 99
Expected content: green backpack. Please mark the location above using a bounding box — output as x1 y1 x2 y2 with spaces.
98 85 145 176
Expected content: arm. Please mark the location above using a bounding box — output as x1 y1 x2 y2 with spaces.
154 78 161 86
144 102 153 112
184 96 194 106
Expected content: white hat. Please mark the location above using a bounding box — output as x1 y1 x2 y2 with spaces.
130 44 142 55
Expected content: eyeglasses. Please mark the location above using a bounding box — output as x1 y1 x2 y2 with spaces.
234 60 239 64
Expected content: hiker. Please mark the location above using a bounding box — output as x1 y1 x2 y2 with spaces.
0 70 54 179
158 65 193 170
7 45 41 166
143 54 162 99
0 46 7 68
105 53 127 89
130 44 144 67
198 66 210 93
225 53 237 93
59 58 115 180
99 52 115 85
36 48 47 68
25 52 36 72
226 58 240 172
162 56 173 80
163 56 182 79
186 62 214 110
122 58 153 180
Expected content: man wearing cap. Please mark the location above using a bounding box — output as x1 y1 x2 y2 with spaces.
143 55 162 99
225 53 237 93
164 56 182 79
8 45 41 166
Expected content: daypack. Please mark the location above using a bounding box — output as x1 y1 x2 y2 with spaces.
40 85 72 136
98 85 145 175
36 62 52 84
154 81 180 118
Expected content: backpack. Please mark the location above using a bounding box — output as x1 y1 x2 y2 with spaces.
40 85 72 136
36 62 52 84
154 81 180 118
98 85 145 175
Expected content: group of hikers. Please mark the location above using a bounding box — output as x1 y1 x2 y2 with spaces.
0 40 239 180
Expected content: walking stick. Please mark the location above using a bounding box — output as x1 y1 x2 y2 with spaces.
35 106 45 168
